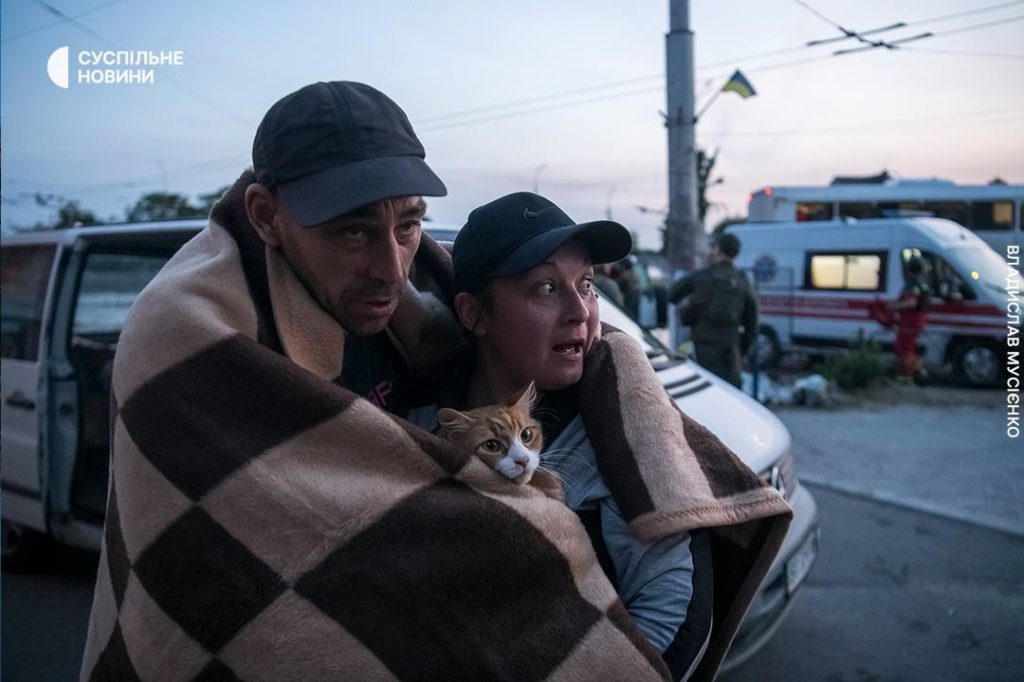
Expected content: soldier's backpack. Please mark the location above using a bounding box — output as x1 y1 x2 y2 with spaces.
704 267 745 325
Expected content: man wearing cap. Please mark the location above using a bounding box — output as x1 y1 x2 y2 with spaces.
669 232 758 387
80 81 695 682
243 81 450 415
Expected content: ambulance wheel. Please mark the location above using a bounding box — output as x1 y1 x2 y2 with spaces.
954 341 1001 386
752 327 781 369
1 520 54 573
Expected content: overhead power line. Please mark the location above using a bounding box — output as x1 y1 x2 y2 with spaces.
928 13 1024 37
903 0 1024 28
901 46 1024 60
796 0 1024 55
418 85 664 133
414 74 663 125
1 0 123 43
807 22 906 47
28 0 251 126
833 14 1024 56
17 3 1020 197
699 106 1024 138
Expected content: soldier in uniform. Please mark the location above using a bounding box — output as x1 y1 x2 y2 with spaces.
669 233 758 387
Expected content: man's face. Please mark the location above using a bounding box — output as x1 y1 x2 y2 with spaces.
273 196 425 336
708 244 724 265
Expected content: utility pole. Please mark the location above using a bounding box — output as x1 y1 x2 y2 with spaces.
664 0 700 272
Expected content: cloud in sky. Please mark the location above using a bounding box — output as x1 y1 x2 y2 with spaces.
2 0 1022 248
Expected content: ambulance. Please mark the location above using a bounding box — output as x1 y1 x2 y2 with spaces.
726 217 1015 385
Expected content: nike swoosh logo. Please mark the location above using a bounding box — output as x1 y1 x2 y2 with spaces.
524 206 557 220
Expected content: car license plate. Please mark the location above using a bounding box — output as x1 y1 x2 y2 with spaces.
785 529 818 595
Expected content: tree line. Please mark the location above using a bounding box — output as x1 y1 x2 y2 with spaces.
38 148 738 243
39 187 231 229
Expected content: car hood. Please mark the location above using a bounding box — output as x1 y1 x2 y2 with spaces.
656 360 789 475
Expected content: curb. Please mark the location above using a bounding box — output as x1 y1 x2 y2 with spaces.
799 472 1024 540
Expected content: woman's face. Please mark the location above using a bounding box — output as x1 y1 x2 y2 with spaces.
473 240 600 391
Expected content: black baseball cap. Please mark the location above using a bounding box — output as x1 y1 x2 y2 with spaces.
453 192 633 294
252 81 447 227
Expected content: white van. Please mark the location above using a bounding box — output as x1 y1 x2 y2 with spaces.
1 221 206 564
727 217 1013 384
1 220 818 669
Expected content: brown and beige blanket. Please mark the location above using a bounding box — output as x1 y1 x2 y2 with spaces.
81 171 791 681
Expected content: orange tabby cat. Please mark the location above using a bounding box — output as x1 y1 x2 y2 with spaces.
437 383 547 485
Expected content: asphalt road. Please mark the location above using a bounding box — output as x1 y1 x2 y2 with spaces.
723 483 1024 682
2 545 96 681
3 483 1023 681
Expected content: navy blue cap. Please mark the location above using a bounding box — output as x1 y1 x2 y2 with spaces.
252 81 446 226
453 192 633 293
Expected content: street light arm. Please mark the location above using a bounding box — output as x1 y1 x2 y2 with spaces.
694 87 723 122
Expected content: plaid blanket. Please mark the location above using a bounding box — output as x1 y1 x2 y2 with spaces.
81 172 791 681
81 173 673 681
569 325 793 680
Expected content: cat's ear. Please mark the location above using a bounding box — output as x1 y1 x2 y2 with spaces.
437 407 471 430
510 381 537 410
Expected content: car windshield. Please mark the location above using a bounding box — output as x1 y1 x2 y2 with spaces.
950 245 1020 294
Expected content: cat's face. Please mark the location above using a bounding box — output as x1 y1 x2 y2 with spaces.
437 384 543 484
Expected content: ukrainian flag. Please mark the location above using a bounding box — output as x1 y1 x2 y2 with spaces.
721 69 756 99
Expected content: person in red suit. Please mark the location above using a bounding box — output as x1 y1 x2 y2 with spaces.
887 257 931 379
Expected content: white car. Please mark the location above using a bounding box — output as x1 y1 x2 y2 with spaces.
0 220 819 669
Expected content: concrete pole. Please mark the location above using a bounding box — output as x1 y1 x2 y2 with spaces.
664 0 700 272
664 0 701 352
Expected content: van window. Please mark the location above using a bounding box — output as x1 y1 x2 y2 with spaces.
971 201 1013 231
1 245 56 361
902 248 975 301
72 251 170 337
806 252 886 292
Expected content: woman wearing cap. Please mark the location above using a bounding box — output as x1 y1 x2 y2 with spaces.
445 192 709 679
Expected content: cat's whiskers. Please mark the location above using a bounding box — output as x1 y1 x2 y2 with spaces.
541 448 599 470
542 468 581 491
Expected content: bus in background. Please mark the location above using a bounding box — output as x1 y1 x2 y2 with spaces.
747 174 1022 253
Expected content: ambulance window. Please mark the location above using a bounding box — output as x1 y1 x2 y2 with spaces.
807 252 885 291
809 255 845 288
971 201 1013 231
796 203 832 221
1 244 56 361
846 255 883 289
901 249 975 301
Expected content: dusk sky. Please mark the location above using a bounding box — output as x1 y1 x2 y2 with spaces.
2 0 1022 249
